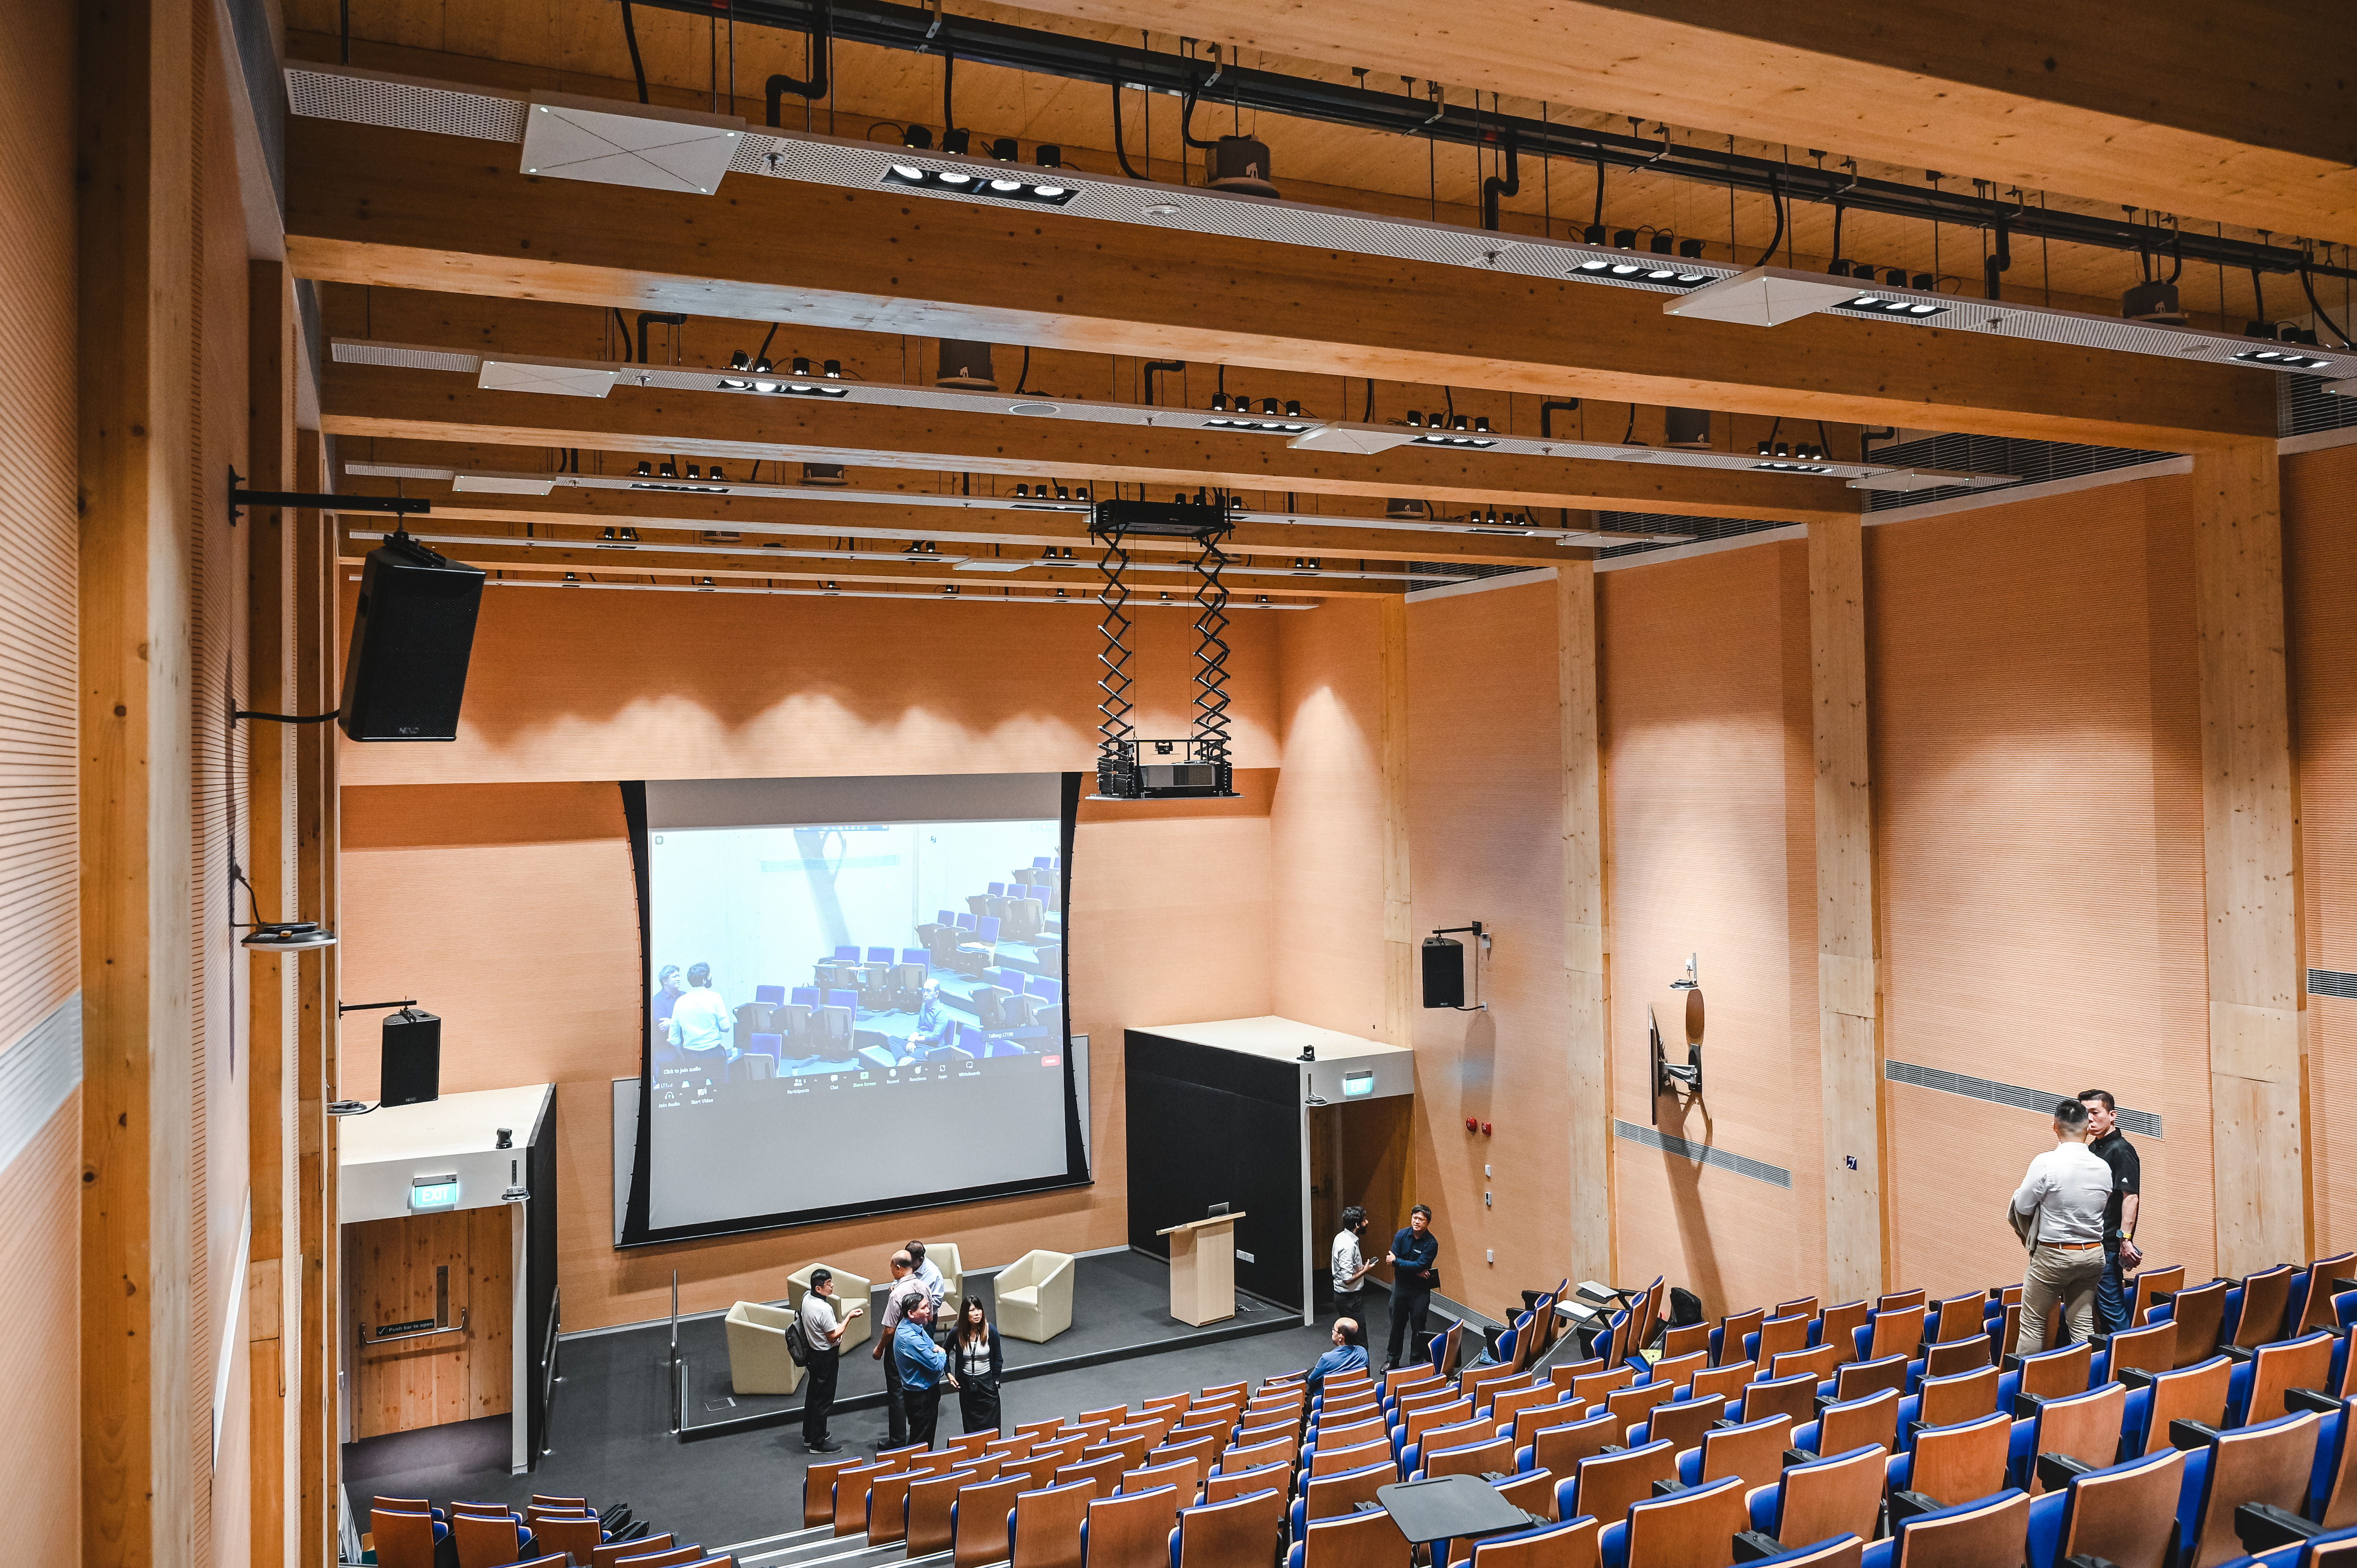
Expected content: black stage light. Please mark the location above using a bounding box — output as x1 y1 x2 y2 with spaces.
902 124 933 148
1679 238 1705 259
991 137 1019 161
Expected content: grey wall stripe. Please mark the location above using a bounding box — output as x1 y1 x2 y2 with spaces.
1884 1058 2162 1140
0 993 82 1173
1613 1119 1793 1189
2309 969 2357 1000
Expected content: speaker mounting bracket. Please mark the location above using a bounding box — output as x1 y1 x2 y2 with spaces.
228 464 433 527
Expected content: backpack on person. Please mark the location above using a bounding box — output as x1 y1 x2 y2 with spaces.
784 1314 812 1367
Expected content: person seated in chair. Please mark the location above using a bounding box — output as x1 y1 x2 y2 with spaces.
899 979 955 1060
1306 1316 1367 1394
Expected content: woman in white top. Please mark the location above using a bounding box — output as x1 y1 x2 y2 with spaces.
952 1296 1005 1436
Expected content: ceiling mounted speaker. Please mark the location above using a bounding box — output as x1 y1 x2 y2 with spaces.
936 339 998 390
1205 135 1279 199
1664 407 1712 449
2122 279 2188 324
800 463 848 486
1385 497 1428 520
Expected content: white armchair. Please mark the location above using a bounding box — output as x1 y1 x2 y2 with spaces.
787 1263 873 1353
994 1249 1075 1343
923 1242 964 1316
723 1301 803 1395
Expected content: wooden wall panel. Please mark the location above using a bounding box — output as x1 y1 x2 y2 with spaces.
1561 565 1613 1284
1270 601 1390 1039
333 578 1281 787
1404 580 1574 1294
0 0 83 1559
337 782 1273 1329
349 1207 513 1438
1870 478 2211 1299
1598 544 1823 1318
2282 442 2357 1256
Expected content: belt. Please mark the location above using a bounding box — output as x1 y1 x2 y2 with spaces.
2039 1241 2103 1251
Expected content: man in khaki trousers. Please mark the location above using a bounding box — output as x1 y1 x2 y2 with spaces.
2010 1098 2114 1354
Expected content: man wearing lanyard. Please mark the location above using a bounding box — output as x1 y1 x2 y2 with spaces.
1382 1204 1440 1372
2079 1089 2144 1334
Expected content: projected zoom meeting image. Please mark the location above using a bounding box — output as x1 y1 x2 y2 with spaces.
639 791 1078 1233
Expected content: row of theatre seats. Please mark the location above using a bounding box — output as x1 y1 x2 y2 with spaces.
366 1494 721 1568
791 1256 2357 1568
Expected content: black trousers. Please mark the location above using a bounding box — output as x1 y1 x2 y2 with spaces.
801 1347 838 1445
881 1350 908 1446
1385 1286 1432 1367
957 1378 1002 1436
905 1383 942 1447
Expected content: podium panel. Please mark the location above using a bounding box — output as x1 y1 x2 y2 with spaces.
1158 1214 1243 1325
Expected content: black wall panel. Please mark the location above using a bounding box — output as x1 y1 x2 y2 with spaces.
1125 1032 1303 1310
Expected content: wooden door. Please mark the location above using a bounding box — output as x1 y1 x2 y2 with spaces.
351 1206 513 1438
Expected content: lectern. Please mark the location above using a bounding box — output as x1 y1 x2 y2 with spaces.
1158 1213 1245 1326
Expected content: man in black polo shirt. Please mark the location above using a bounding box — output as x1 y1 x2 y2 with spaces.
2079 1088 2144 1335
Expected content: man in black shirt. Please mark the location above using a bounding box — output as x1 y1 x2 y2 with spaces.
2079 1089 2144 1335
1382 1203 1441 1371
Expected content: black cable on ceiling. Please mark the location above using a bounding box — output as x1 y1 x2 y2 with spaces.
616 0 2357 286
1754 169 1785 268
2303 264 2355 349
612 307 636 361
1110 74 1142 180
765 0 831 126
620 0 650 104
753 322 780 365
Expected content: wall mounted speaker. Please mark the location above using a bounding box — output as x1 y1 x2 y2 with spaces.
1421 936 1465 1009
380 1008 442 1108
338 533 486 742
936 339 998 389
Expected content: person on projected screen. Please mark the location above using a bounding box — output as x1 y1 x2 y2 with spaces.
901 979 954 1060
666 962 737 1072
1382 1204 1441 1372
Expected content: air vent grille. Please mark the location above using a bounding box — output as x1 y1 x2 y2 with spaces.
1613 1120 1793 1189
2308 968 2357 1000
1858 434 2177 511
1885 1058 2162 1138
285 67 525 143
2283 375 2357 439
1595 513 1789 561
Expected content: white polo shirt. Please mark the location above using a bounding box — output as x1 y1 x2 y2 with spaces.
2012 1141 2114 1246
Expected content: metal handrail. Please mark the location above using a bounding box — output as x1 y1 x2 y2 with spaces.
360 1307 469 1349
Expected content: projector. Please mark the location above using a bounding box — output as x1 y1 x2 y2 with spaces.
1093 739 1235 800
1090 497 1237 543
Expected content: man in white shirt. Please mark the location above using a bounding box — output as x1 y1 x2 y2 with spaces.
872 1251 929 1448
2010 1098 2115 1353
907 1240 946 1311
666 962 736 1071
1330 1207 1375 1326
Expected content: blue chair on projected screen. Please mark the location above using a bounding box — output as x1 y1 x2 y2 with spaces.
780 987 819 1048
754 983 786 1008
740 1033 782 1080
817 989 858 1060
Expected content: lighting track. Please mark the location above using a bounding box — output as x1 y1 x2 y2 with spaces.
332 340 2017 489
601 0 2356 287
482 575 1317 607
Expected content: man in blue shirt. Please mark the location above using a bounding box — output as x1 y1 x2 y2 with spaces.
1306 1316 1367 1394
1382 1204 1441 1371
892 1293 955 1448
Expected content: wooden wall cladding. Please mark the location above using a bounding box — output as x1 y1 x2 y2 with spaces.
2286 442 2357 1257
1868 476 2212 1298
1598 543 1824 1320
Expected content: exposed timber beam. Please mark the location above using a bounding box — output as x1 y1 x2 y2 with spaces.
285 117 2274 449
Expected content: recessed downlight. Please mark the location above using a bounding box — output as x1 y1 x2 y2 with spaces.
2234 348 2333 371
1833 293 1950 319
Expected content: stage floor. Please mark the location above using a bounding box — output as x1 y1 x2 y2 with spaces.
677 1248 1298 1433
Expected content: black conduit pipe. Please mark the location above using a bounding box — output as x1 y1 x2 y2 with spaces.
1480 128 1520 232
765 0 832 125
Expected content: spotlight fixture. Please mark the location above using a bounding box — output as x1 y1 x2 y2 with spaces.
1678 238 1705 259
1833 293 1949 318
881 162 1078 205
990 137 1018 161
1205 134 1279 199
1205 415 1312 433
1613 228 1638 249
1754 460 1832 472
2123 279 2188 324
1036 145 1062 168
901 125 933 149
939 129 971 155
2236 347 2334 370
635 461 652 477
1412 433 1498 449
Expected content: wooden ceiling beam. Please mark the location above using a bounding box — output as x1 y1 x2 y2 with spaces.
321 362 1849 522
1012 0 2357 248
286 117 2275 449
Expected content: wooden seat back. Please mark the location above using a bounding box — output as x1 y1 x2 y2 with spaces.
531 1517 598 1562
1928 1294 1984 1346
1296 1511 1411 1568
1817 1303 1870 1366
1083 1487 1183 1568
804 1458 855 1527
1643 1394 1725 1454
2059 1449 2184 1568
1530 1412 1619 1477
1084 1439 1154 1475
1771 1346 1841 1386
1755 1315 1811 1365
1513 1399 1587 1450
1569 1441 1677 1533
905 1470 978 1558
1010 1481 1095 1568
834 1463 896 1537
2130 1266 2184 1328
1489 1383 1560 1432
952 1477 1026 1568
1426 1436 1515 1480
1660 1324 1710 1361
612 1548 701 1568
1055 1457 1128 1498
1815 1390 1899 1459
1308 1439 1393 1478
2244 1333 2336 1425
1698 1416 1790 1492
1714 1312 1763 1368
1204 1463 1289 1505
1867 1306 1927 1363
1737 1373 1818 1430
2138 1358 2230 1456
1313 1418 1388 1452
452 1514 526 1568
1915 1367 2000 1430
1778 1298 1821 1324
1645 1353 1707 1392
2166 1281 2230 1368
1687 1361 1754 1403
1463 1365 1529 1405
1878 1289 1927 1313
1892 1489 2027 1568
1922 1337 1990 1380
1304 1459 1394 1522
592 1537 671 1568
1172 1488 1286 1568
1772 1445 1884 1546
2104 1321 2176 1381
2017 1343 2093 1404
371 1512 441 1568
1832 1354 1908 1405
1495 1469 1556 1521
1386 1365 1444 1399
1469 1519 1600 1568
2231 1266 2298 1350
1568 1366 1634 1406
1602 1381 1677 1443
1744 1543 1856 1568
1120 1458 1201 1504
2186 1413 2322 1568
2296 1255 2357 1335
866 1471 920 1546
1220 1437 1295 1475
1620 1475 1748 1568
1906 1415 2010 1508
2028 1385 2126 1490
1149 1436 1220 1479
1403 1398 1476 1450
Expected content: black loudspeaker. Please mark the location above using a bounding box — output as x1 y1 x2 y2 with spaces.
1421 936 1465 1009
380 1008 442 1108
339 533 487 742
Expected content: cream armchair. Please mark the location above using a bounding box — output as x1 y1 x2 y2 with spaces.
993 1250 1075 1343
922 1242 964 1315
723 1301 803 1395
787 1263 873 1353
